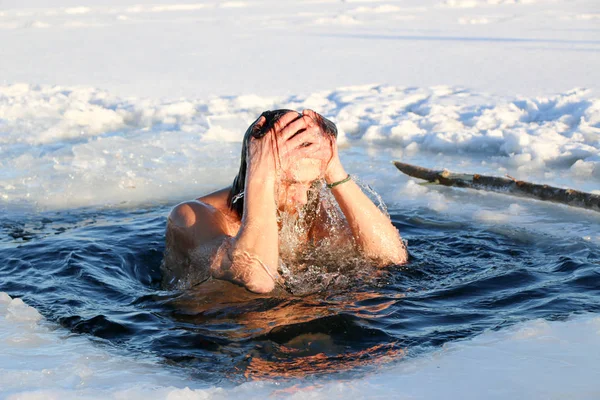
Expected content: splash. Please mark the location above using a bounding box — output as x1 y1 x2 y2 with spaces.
161 174 394 294
352 175 389 215
276 180 388 296
231 191 245 204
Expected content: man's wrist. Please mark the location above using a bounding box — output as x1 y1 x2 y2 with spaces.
246 167 276 187
325 164 348 185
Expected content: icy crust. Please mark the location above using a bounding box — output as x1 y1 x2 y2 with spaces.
0 292 267 399
1 84 599 210
2 292 600 399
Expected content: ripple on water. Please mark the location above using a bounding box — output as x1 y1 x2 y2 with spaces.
0 205 599 383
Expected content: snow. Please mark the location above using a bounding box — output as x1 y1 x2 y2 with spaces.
0 0 598 99
1 84 598 211
1 0 600 397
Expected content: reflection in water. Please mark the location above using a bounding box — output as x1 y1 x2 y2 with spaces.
1 205 599 384
168 280 405 378
245 342 404 380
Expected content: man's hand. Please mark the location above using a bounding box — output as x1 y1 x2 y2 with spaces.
247 111 324 183
301 109 347 184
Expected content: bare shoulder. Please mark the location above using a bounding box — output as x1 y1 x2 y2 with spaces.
169 188 237 238
163 189 237 288
165 188 238 275
169 200 209 228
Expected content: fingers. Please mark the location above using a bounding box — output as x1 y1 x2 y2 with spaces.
250 116 267 139
291 142 333 169
302 109 324 130
279 115 308 141
277 136 319 164
272 111 301 135
265 110 324 142
284 127 321 152
280 113 325 144
302 109 337 139
249 110 335 173
302 109 330 138
255 115 266 128
302 109 317 118
288 134 333 162
292 143 323 159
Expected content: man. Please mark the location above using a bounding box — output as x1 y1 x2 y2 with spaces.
162 109 407 293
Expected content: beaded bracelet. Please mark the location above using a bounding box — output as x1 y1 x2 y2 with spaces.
326 174 352 189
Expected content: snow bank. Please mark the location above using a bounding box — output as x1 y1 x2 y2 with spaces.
2 292 599 399
0 292 273 399
1 84 598 210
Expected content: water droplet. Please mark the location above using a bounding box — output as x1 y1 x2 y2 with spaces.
231 191 244 204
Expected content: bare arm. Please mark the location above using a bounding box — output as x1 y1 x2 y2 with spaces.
165 195 278 294
210 173 280 293
325 163 407 265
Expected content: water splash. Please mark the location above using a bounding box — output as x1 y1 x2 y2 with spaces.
353 175 389 216
277 181 383 296
231 191 245 204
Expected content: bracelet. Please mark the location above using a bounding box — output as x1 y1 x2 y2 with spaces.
255 257 277 284
326 174 351 189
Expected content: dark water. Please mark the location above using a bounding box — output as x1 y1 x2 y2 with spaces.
1 205 600 384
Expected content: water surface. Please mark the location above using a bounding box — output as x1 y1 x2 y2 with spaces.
1 203 599 385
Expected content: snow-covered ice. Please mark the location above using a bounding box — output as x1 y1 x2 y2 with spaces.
0 0 599 99
1 84 599 210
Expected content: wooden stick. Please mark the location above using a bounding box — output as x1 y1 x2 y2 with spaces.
393 161 600 213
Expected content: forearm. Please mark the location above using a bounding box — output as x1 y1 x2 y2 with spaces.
212 174 280 293
327 166 407 265
234 175 279 272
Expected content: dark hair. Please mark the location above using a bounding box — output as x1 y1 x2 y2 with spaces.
228 109 338 218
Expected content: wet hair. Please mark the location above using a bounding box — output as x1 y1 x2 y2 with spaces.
228 109 338 218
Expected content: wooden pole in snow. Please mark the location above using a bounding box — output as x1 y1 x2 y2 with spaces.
393 161 600 213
